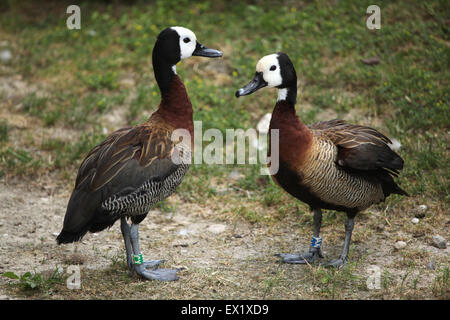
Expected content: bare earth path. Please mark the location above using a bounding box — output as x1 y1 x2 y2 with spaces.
0 178 448 299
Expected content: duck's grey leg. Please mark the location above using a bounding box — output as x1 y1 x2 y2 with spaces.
277 208 324 264
120 217 134 275
129 223 179 281
324 217 354 268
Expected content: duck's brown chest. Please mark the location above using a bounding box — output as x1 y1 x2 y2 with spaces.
272 137 385 211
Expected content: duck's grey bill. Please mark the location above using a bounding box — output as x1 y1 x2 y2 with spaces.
235 72 267 98
192 42 223 58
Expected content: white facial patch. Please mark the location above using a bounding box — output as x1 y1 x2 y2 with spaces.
277 88 287 101
256 54 282 88
171 26 197 60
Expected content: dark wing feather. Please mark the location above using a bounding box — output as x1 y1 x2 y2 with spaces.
74 127 131 189
57 124 179 243
309 119 404 172
75 125 175 192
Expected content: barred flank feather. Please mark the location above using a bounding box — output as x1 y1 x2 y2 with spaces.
301 138 385 211
102 164 189 216
270 102 407 213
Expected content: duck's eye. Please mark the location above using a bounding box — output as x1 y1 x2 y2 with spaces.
270 65 277 71
183 37 191 43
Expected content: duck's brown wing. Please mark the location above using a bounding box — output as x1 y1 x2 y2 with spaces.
57 123 184 243
75 124 176 192
309 119 403 174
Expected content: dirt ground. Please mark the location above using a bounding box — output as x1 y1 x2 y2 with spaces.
0 176 448 300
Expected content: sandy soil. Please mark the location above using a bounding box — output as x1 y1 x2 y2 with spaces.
0 176 448 299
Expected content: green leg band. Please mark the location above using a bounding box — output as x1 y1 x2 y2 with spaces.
133 253 144 265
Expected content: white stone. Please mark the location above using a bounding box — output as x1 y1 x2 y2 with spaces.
418 205 427 212
0 49 12 63
207 224 226 234
394 241 407 250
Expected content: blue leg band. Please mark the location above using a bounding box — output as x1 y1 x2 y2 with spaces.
311 236 322 249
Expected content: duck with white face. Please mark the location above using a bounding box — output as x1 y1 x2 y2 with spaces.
56 26 222 282
172 26 223 59
153 26 223 96
236 52 407 268
235 53 297 105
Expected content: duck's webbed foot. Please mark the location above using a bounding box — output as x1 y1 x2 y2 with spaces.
132 258 179 281
121 218 180 281
142 259 165 269
277 247 323 264
323 257 347 269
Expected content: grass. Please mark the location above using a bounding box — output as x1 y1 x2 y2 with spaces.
0 0 448 300
0 121 9 142
432 266 449 298
2 268 65 294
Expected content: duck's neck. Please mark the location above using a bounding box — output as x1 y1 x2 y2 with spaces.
269 89 312 165
153 74 193 133
272 84 301 129
277 85 297 106
153 51 178 98
151 57 193 135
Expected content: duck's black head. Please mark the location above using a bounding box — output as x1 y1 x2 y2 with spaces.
152 26 222 95
153 26 223 70
235 52 297 105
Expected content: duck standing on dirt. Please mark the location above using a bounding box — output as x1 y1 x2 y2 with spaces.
235 52 407 268
56 27 222 281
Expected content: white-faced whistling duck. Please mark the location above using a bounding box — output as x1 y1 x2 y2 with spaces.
57 27 222 281
236 53 408 268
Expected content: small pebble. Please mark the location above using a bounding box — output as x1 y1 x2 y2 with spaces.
394 241 407 250
415 212 426 219
432 235 446 249
426 260 436 270
413 231 425 238
40 197 49 203
416 205 427 217
412 204 428 218
360 57 380 65
207 224 226 234
411 218 419 224
0 49 12 63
